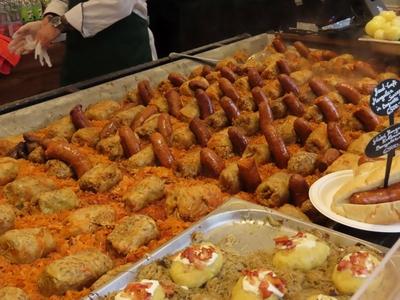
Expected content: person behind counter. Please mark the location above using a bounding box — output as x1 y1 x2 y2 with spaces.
9 0 157 86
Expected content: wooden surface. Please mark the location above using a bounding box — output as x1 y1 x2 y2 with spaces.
0 42 65 105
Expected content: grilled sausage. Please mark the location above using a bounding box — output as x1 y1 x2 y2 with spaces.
259 100 274 131
321 50 338 60
100 120 119 139
289 174 309 207
293 41 310 58
70 105 91 129
237 157 261 192
327 122 349 150
294 118 312 144
316 148 341 172
278 74 300 96
158 113 173 145
220 66 237 83
150 132 175 168
168 72 186 87
315 96 339 122
195 89 214 119
354 61 377 79
45 142 92 178
189 79 209 90
336 83 362 104
137 80 154 105
219 78 240 102
189 117 211 147
118 126 141 158
247 67 263 88
350 182 400 204
131 104 158 130
272 38 287 53
220 96 241 122
165 89 182 119
262 124 290 168
251 86 269 108
276 60 291 75
282 93 304 116
354 107 379 132
200 148 225 178
309 78 330 96
228 127 248 155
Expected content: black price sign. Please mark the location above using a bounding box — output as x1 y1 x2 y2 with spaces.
366 78 400 188
370 79 400 116
365 123 400 158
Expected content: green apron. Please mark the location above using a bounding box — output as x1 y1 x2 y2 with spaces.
61 0 152 85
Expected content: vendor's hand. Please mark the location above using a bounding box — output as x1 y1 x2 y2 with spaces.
36 22 61 49
8 21 42 54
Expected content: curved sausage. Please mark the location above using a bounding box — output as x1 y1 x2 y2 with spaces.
327 122 349 150
293 118 312 144
168 72 186 87
23 132 50 148
350 182 400 205
336 83 361 104
219 78 240 102
277 74 300 96
353 107 379 132
276 60 291 75
247 67 263 88
293 41 310 58
70 105 91 129
119 126 141 158
316 148 341 172
137 80 154 105
150 132 175 168
157 113 173 145
262 124 290 168
200 148 225 178
272 38 287 53
165 89 182 119
100 120 119 139
228 127 249 155
309 78 330 96
282 93 304 116
45 142 92 178
131 104 158 130
251 86 269 108
189 117 211 147
315 96 339 122
354 61 377 79
259 100 274 131
289 174 309 207
237 157 262 192
195 89 214 119
189 79 209 90
220 96 241 122
220 66 237 83
322 50 338 60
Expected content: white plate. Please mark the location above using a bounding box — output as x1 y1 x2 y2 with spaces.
309 170 400 233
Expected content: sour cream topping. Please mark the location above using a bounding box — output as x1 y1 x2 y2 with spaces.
337 251 380 278
174 243 218 268
115 280 160 300
242 269 285 299
316 295 337 300
274 232 317 250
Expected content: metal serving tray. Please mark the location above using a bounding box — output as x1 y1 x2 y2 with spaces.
85 198 387 300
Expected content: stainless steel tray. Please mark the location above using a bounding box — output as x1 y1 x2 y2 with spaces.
85 198 387 300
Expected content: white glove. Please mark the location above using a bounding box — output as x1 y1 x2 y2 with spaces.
9 21 42 55
8 22 53 68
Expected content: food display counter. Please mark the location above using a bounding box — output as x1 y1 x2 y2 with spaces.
0 32 399 300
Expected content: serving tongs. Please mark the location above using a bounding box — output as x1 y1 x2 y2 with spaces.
168 52 219 66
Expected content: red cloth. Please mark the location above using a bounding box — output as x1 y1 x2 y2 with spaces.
0 33 20 74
